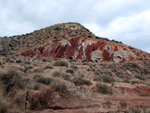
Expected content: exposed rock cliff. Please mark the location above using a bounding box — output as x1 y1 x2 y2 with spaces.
0 22 150 62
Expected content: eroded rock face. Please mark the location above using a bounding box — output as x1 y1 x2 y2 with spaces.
21 36 137 62
1 22 150 62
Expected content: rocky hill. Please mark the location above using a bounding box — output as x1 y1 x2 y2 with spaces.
1 22 150 113
1 22 150 63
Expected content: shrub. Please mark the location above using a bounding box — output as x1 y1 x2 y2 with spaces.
33 68 43 73
53 61 68 67
96 83 110 94
71 77 92 86
93 75 115 83
52 71 62 77
52 71 71 81
126 62 138 68
66 69 74 74
54 27 60 30
135 74 145 80
70 65 78 70
29 90 53 110
131 80 139 85
36 77 55 85
0 100 8 113
0 69 25 93
24 66 33 72
33 83 40 90
102 75 115 83
122 78 130 83
130 107 141 113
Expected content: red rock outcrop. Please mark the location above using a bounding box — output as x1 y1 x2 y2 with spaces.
21 36 138 62
1 22 150 62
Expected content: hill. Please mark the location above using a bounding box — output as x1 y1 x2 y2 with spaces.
1 22 150 63
0 22 150 113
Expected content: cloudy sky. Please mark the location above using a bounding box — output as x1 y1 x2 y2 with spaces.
0 0 150 52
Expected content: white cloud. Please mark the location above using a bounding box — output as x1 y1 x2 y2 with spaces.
85 9 150 52
0 0 150 52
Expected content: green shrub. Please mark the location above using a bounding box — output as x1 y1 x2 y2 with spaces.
96 83 110 94
53 61 68 67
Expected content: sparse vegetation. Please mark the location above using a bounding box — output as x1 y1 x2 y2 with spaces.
53 60 68 67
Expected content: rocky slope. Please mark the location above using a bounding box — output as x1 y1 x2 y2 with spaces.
1 22 150 113
0 22 150 63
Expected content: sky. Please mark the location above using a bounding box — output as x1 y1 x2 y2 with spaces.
0 0 150 52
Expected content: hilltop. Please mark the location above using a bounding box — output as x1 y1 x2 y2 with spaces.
0 22 150 64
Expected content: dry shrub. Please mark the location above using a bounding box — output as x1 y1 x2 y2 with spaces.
0 100 8 113
36 77 56 85
0 85 8 113
96 83 110 94
33 67 44 73
50 82 69 98
71 77 92 86
66 69 74 74
29 90 53 110
93 75 115 83
53 60 68 67
52 71 71 81
0 69 26 94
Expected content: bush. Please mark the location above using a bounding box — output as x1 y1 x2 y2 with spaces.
66 69 74 74
53 61 68 67
96 83 110 94
131 80 139 85
130 107 141 113
70 65 78 70
36 77 55 85
52 71 62 77
102 75 115 83
52 71 70 81
0 69 25 93
135 74 145 80
29 90 53 110
71 77 92 86
122 78 130 83
0 100 8 113
93 75 115 83
126 62 138 68
23 66 33 73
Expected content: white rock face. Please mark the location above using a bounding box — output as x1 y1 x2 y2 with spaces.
91 50 102 61
61 40 71 46
113 51 123 62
